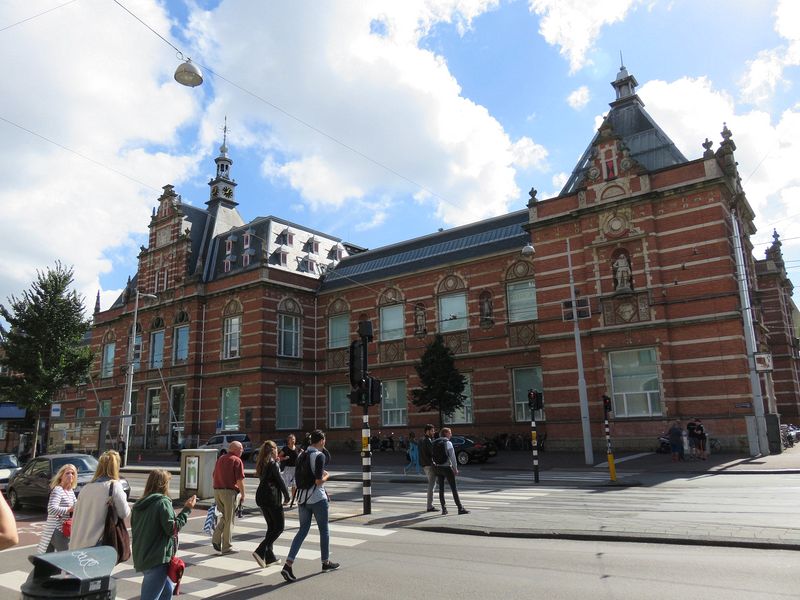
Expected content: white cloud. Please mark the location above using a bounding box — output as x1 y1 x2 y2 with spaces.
528 0 640 72
567 85 591 109
189 1 534 227
0 1 200 312
511 137 549 170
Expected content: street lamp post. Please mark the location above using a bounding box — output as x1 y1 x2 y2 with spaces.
566 238 594 465
122 289 157 467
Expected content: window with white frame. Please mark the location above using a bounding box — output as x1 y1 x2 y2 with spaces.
609 348 662 417
506 279 538 322
278 313 300 357
223 315 241 359
303 256 318 274
277 386 300 429
380 304 404 341
329 385 350 428
278 250 288 267
150 330 164 368
381 380 407 427
439 293 467 332
244 232 251 249
445 376 473 424
242 253 251 268
223 259 232 273
328 313 349 348
220 387 239 430
100 399 111 417
173 325 189 362
101 342 115 378
512 366 544 422
225 239 233 254
132 332 142 371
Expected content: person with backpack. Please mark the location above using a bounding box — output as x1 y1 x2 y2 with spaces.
281 430 339 582
431 428 469 515
418 424 438 512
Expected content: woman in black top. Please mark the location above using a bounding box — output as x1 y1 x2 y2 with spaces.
279 434 300 507
254 440 290 567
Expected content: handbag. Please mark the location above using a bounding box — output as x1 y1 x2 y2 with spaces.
167 523 185 595
102 482 131 564
61 517 72 537
203 504 217 536
50 527 70 552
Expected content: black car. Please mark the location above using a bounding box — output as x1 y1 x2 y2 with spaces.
450 436 492 465
7 453 131 510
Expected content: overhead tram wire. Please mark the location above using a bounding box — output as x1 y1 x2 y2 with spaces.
0 0 79 34
111 0 460 216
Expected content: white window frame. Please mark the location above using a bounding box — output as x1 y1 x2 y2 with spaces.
512 366 544 422
380 304 404 341
609 348 662 417
101 342 115 378
278 314 300 357
221 387 240 430
223 315 241 359
506 280 538 322
329 385 350 429
277 386 300 430
381 380 407 427
150 330 165 369
444 376 473 424
439 292 467 332
173 325 189 363
223 259 232 273
328 314 350 349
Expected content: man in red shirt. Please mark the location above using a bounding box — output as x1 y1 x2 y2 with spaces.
212 440 246 554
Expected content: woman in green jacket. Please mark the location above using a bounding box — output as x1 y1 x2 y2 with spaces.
132 469 196 600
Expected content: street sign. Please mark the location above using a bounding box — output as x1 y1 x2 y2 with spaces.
754 353 773 372
50 403 61 418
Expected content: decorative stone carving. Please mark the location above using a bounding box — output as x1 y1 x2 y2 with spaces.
414 303 427 336
443 332 468 355
600 291 650 326
379 340 404 363
508 322 536 347
479 291 494 327
612 252 632 292
327 348 347 370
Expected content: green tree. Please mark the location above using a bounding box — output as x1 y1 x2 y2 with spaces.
0 263 93 456
411 334 467 427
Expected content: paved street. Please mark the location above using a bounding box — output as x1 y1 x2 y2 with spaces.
3 447 799 598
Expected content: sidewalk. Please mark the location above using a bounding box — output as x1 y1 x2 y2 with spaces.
123 446 800 551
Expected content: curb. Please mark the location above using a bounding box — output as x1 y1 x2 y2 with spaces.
410 525 800 551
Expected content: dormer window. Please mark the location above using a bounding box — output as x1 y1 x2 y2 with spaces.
242 253 250 268
333 243 345 261
279 228 294 246
303 254 318 274
308 236 320 254
223 259 232 273
225 234 238 255
243 231 251 249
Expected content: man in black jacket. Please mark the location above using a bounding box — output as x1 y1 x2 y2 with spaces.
418 424 437 512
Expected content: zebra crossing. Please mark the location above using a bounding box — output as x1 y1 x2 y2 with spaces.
0 513 395 600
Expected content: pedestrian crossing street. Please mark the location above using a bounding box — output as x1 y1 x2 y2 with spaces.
0 514 396 600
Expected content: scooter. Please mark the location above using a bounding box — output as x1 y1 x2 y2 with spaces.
656 434 670 453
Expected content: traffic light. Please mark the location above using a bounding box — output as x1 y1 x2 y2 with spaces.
348 386 366 406
602 394 612 414
368 377 382 406
527 389 543 411
349 339 363 388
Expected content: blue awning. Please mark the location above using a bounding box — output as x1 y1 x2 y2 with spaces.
0 404 27 419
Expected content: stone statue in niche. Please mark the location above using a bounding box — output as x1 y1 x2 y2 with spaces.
414 304 426 335
613 253 632 292
479 291 494 324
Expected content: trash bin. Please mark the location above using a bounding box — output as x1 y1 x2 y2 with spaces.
21 546 117 599
180 448 218 500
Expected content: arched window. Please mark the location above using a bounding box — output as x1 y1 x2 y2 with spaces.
278 298 302 358
222 299 243 359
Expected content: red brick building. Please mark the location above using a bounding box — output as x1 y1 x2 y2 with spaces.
50 67 799 456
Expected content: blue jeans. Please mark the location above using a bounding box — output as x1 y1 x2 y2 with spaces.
141 563 173 600
287 498 329 563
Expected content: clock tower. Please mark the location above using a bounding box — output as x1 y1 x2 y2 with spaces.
207 119 238 208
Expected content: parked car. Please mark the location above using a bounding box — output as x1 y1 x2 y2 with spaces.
198 432 254 460
0 453 20 493
449 435 491 465
6 453 131 510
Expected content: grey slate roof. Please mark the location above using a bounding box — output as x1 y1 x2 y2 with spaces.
320 209 529 292
560 71 687 196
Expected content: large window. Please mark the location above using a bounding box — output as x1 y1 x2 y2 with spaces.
328 314 349 348
381 380 407 427
173 325 189 362
100 399 111 417
329 385 350 429
380 305 404 341
150 330 164 369
223 315 241 359
512 366 544 422
507 280 538 322
221 387 240 430
445 377 473 424
439 293 467 332
278 314 300 357
132 333 142 372
609 348 662 417
277 386 300 430
101 343 115 378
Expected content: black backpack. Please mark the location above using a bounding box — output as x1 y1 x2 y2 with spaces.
294 450 317 490
431 438 449 465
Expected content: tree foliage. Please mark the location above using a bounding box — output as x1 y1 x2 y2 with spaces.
411 334 466 426
0 262 93 411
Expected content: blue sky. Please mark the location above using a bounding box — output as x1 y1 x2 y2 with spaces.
1 0 799 313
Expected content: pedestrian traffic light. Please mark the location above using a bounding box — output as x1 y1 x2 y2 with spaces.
527 389 543 411
368 377 382 406
348 384 366 406
602 394 612 414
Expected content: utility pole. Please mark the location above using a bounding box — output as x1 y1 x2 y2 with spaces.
602 395 616 481
528 389 543 483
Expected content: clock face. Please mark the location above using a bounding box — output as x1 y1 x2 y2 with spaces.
211 186 218 196
223 186 233 198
